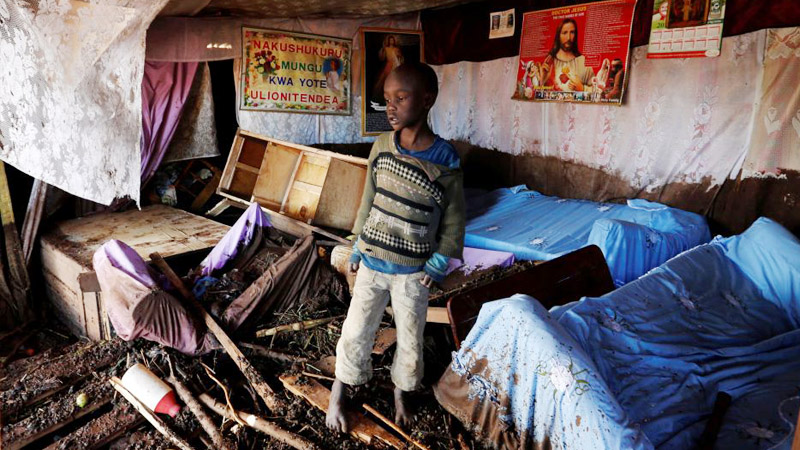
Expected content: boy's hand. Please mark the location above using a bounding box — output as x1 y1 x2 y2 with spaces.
420 274 434 288
349 261 360 273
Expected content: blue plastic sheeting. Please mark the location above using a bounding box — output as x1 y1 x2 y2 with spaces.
464 186 711 286
442 217 800 449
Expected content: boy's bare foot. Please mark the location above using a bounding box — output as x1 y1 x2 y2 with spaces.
394 387 414 427
326 379 349 432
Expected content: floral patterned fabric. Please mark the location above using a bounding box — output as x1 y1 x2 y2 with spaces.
0 0 167 205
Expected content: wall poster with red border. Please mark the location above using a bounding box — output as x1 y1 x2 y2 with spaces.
512 0 637 105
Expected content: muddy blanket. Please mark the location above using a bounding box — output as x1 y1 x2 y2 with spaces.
93 205 339 355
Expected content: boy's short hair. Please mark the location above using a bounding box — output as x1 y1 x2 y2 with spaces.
394 62 439 99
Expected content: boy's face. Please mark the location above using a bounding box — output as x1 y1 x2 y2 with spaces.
384 71 433 131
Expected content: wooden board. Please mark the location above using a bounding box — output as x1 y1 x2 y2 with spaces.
372 328 397 355
386 306 450 324
252 142 301 208
447 245 615 348
215 128 368 234
43 205 229 270
315 159 368 230
280 374 404 449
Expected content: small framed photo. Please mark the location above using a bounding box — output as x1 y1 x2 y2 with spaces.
360 28 424 136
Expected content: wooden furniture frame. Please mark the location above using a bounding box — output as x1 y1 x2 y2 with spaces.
210 128 368 244
446 245 615 348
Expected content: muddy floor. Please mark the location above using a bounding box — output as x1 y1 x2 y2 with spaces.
0 238 510 450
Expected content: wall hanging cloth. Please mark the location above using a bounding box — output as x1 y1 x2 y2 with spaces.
162 62 220 163
141 61 199 187
0 0 167 206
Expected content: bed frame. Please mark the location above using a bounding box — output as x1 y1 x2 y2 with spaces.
446 244 615 348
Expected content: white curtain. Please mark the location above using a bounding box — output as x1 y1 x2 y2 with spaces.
0 0 168 205
430 30 772 193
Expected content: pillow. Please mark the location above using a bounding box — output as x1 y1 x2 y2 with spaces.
717 217 800 325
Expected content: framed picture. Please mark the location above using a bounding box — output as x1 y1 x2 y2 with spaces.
360 27 424 136
240 27 351 114
666 0 710 29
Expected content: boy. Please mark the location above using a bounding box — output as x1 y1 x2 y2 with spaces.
326 62 465 432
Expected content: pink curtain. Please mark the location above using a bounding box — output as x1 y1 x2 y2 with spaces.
140 61 199 187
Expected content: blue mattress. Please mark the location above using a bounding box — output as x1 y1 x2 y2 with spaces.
464 186 711 285
439 217 800 449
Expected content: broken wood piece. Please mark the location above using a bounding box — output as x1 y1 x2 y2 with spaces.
372 327 397 355
239 342 310 364
198 393 317 450
168 358 233 450
300 371 335 382
149 252 285 413
2 377 114 450
255 315 344 338
385 306 450 324
21 178 48 266
362 403 431 450
280 374 405 449
109 376 197 450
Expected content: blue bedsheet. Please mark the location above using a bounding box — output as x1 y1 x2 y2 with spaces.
464 186 711 286
440 217 800 449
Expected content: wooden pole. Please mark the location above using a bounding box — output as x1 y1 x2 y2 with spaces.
255 316 343 338
149 252 285 413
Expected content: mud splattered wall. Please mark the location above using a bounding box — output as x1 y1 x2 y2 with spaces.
428 28 800 237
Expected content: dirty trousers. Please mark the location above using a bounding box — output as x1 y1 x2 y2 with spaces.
335 265 429 391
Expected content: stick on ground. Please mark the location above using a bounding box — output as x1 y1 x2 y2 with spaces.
109 376 196 450
255 316 344 338
363 403 431 450
198 393 317 450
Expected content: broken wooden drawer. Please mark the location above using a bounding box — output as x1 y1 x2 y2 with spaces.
39 205 230 341
214 128 368 232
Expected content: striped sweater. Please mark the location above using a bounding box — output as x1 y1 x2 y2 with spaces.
353 132 465 266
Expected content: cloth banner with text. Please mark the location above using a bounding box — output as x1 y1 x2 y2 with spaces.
241 28 351 114
512 0 637 105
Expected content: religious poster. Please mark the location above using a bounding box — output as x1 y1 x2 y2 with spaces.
512 0 636 105
360 28 424 136
240 27 351 114
648 0 726 59
489 9 515 39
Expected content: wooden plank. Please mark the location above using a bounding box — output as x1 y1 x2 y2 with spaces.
278 153 305 214
47 205 229 269
206 198 236 217
385 306 450 324
252 142 301 207
315 159 367 230
447 245 615 348
42 268 85 338
294 154 330 185
190 168 221 213
219 133 245 191
372 328 397 355
2 379 114 450
239 129 367 165
78 272 101 293
21 179 48 265
283 186 322 224
280 374 404 449
227 170 259 200
238 135 269 168
234 162 260 174
83 292 102 341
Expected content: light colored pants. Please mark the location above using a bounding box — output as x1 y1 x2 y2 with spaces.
335 265 429 391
